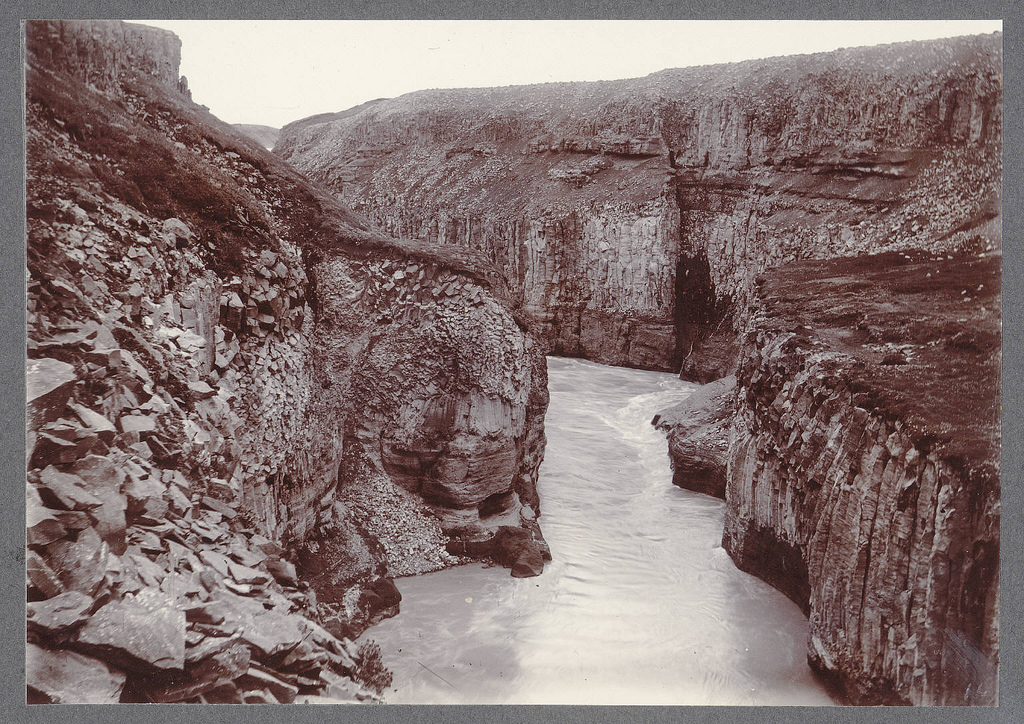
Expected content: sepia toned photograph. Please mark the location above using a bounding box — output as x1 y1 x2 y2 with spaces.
24 17 1001 706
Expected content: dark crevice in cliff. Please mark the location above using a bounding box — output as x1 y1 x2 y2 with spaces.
672 176 736 382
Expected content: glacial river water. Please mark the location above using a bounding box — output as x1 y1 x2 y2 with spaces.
360 357 833 705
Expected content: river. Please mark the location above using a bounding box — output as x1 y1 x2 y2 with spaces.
359 356 833 705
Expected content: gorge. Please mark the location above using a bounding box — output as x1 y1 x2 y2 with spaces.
25 20 1000 708
276 32 1002 706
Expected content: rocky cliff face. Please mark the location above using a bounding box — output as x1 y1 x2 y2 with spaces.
653 376 735 498
25 20 547 704
723 251 1000 705
27 20 184 96
653 248 1001 705
276 33 1001 374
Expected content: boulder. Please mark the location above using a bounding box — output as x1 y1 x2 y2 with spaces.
27 358 77 430
229 561 272 586
356 577 402 621
206 590 307 659
188 380 217 399
27 550 65 599
201 495 237 519
70 456 128 554
162 217 193 243
491 526 539 568
119 414 157 434
68 402 117 442
184 636 242 664
45 527 108 596
238 665 299 703
185 601 230 626
237 610 306 659
76 596 186 670
510 548 545 578
27 485 68 548
28 590 94 635
124 471 166 519
146 642 250 703
263 558 298 586
198 549 232 577
30 430 82 466
27 643 126 704
654 376 736 499
37 465 102 511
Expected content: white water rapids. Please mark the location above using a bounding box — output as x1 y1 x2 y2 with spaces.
359 357 833 705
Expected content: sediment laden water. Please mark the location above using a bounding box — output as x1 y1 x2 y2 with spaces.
360 357 833 705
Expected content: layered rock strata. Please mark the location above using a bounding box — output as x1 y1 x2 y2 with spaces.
723 251 1000 705
26 20 547 703
277 33 1001 374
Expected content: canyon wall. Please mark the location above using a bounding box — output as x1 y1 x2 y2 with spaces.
278 34 1001 705
723 251 1000 705
25 20 546 703
276 33 1001 374
27 19 184 95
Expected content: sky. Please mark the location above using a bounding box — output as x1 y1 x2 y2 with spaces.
141 20 1002 129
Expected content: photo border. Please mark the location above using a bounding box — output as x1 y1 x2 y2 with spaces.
4 2 1018 723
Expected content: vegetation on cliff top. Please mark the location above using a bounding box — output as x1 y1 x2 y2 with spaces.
757 247 1000 480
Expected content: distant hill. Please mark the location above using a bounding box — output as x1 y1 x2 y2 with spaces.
232 123 280 150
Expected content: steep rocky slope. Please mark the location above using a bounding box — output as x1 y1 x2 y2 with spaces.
277 33 1001 374
26 20 547 703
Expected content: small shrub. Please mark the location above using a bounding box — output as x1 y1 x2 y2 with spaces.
353 641 394 695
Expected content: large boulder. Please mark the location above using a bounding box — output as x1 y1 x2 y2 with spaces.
653 376 736 498
26 358 76 431
76 596 186 671
27 643 126 704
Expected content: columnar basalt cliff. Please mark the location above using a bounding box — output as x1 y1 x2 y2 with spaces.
277 34 1001 706
724 252 1000 705
25 20 547 704
276 33 1001 375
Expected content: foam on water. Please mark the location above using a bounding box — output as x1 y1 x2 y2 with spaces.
359 357 833 705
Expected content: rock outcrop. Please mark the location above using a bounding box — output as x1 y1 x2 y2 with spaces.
724 251 1000 705
276 33 1001 374
27 19 183 96
26 20 547 704
653 376 735 498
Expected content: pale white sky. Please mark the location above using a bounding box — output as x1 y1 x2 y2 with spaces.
141 20 1002 129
